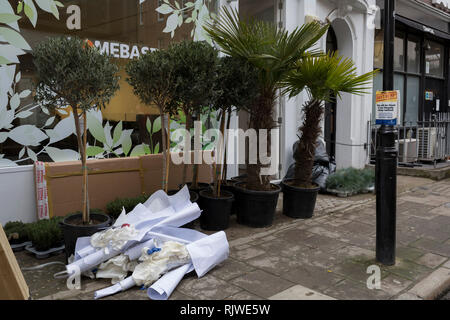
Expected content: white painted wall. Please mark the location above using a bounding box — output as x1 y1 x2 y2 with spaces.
281 0 376 173
0 165 37 225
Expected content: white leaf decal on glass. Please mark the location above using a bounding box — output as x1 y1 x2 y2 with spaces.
104 121 113 148
112 121 123 147
27 147 37 161
8 125 48 146
19 89 31 98
44 116 55 127
46 112 75 144
130 144 148 157
0 109 14 130
163 13 179 33
18 146 25 159
10 93 19 110
0 27 31 50
16 110 33 118
45 146 80 162
156 3 173 14
0 157 17 167
87 110 106 143
0 132 8 143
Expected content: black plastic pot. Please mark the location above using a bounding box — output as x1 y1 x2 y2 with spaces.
281 179 319 219
199 189 234 231
59 212 111 261
168 189 199 203
231 174 247 183
179 182 210 194
233 182 281 228
219 180 236 215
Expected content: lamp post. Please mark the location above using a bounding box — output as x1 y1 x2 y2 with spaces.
376 0 397 266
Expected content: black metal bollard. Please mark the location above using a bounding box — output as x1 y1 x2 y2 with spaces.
375 125 397 265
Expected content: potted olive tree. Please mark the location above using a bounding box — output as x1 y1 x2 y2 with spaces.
199 55 260 230
169 40 218 193
33 36 120 258
205 8 328 227
126 49 178 193
282 52 376 218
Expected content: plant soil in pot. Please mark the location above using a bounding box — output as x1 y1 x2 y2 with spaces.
233 182 281 228
199 189 234 231
60 212 111 261
281 179 319 219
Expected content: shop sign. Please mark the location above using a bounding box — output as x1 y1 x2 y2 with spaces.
375 90 400 125
93 40 155 60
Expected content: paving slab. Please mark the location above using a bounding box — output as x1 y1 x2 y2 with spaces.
269 285 336 300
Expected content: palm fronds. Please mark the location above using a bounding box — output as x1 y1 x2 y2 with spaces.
283 51 378 101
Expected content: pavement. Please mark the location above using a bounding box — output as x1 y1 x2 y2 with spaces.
14 175 450 300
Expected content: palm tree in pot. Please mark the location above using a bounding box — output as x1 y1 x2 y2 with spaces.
204 8 328 227
282 52 376 218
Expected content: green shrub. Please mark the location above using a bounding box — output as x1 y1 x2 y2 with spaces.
27 217 64 251
106 195 148 219
4 221 29 244
326 167 375 194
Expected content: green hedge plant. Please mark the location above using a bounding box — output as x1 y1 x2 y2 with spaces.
105 195 148 219
4 221 30 244
27 217 64 251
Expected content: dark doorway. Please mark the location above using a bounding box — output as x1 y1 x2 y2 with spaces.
325 26 337 158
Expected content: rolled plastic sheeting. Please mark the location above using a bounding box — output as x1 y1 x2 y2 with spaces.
94 276 136 300
186 231 229 277
147 263 194 300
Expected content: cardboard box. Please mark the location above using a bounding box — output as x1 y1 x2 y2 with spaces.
38 152 213 218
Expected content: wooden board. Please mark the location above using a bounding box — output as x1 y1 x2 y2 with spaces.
0 225 29 300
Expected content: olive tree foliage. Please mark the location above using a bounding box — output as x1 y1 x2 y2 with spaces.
169 40 219 187
34 36 120 112
126 49 179 192
33 36 120 223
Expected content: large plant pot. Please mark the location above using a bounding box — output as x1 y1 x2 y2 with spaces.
233 182 281 228
281 179 319 219
179 182 210 194
199 189 234 231
59 212 112 261
215 180 236 215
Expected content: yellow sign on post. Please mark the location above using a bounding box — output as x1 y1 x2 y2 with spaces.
375 90 400 125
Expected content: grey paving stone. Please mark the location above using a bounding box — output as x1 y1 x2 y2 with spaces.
230 246 266 261
246 253 303 276
396 246 426 261
280 264 344 291
410 238 450 257
323 279 390 300
230 270 294 299
177 274 242 300
225 291 264 300
416 253 448 269
378 274 413 297
208 258 255 281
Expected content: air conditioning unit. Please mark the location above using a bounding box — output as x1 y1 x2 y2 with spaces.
396 139 418 163
417 128 437 161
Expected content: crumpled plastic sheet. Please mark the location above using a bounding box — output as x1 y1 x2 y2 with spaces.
63 186 230 300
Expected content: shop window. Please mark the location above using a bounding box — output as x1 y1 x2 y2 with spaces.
373 29 384 69
407 35 420 74
394 33 404 71
404 76 420 125
425 40 444 78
